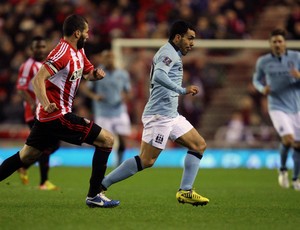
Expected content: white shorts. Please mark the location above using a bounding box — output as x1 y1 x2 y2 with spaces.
269 110 300 141
142 114 193 149
95 112 131 136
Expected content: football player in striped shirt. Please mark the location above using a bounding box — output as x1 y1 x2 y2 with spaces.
16 36 59 190
0 14 119 207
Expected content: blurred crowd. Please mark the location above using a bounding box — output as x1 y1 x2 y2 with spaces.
0 0 299 145
0 0 261 123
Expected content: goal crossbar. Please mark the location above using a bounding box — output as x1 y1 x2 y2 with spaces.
112 38 300 67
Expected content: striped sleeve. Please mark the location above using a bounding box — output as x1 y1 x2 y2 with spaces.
44 42 69 75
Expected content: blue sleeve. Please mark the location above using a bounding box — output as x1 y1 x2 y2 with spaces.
122 70 131 92
153 69 186 94
252 58 265 93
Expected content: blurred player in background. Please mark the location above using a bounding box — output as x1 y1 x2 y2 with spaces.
81 50 132 167
0 14 119 207
253 28 300 191
101 20 209 206
16 36 59 190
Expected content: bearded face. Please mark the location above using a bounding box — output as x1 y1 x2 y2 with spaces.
77 34 85 49
77 23 89 50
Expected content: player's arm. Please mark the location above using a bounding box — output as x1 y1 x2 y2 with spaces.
122 71 133 102
17 90 36 113
122 90 132 103
83 68 106 81
153 69 199 95
252 59 270 95
153 69 186 94
290 68 300 79
32 65 58 113
290 52 300 80
79 80 103 101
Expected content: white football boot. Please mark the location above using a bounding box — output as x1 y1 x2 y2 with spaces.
278 170 290 188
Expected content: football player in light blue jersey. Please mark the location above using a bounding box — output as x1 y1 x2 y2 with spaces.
101 20 209 206
81 50 132 166
253 28 300 191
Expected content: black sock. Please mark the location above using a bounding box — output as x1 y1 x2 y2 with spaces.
0 152 24 181
87 147 111 197
38 154 50 185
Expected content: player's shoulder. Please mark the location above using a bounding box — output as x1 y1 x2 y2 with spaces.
48 40 71 59
159 42 177 55
287 50 300 58
155 42 179 62
257 53 272 65
22 57 35 66
20 57 40 70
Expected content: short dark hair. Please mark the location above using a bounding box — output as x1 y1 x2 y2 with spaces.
270 28 286 39
168 20 195 40
63 14 88 37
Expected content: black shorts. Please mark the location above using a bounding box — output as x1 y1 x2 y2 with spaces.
26 113 101 151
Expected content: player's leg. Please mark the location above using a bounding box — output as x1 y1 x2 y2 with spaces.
116 134 126 166
114 112 131 166
102 141 162 190
17 120 36 185
170 115 208 206
101 114 166 190
0 145 41 181
291 116 300 191
86 122 121 207
279 142 290 172
269 110 294 188
175 128 206 189
38 142 60 190
85 127 121 208
278 135 293 188
292 145 300 191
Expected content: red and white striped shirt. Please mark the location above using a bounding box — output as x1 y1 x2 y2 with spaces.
16 57 42 123
36 39 94 122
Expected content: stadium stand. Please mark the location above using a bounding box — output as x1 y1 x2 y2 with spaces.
0 0 298 148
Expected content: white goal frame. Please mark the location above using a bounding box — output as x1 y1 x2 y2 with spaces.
112 38 300 67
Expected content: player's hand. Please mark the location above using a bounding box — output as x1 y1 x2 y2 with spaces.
93 68 106 80
262 85 271 95
290 68 300 79
94 94 104 101
44 103 59 113
185 85 199 96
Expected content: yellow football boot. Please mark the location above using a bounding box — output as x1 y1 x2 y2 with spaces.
18 168 29 185
176 189 209 206
39 180 59 191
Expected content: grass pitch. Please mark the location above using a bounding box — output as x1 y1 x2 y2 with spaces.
1 167 300 230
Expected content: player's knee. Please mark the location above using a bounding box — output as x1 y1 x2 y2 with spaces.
190 141 207 154
282 136 294 147
140 157 156 168
20 146 42 165
103 133 114 148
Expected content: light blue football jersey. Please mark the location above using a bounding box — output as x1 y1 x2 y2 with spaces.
143 42 187 118
91 67 131 117
253 50 300 114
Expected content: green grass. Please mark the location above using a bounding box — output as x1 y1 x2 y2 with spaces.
1 167 300 230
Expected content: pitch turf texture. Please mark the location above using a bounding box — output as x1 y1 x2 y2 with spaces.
1 167 299 230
